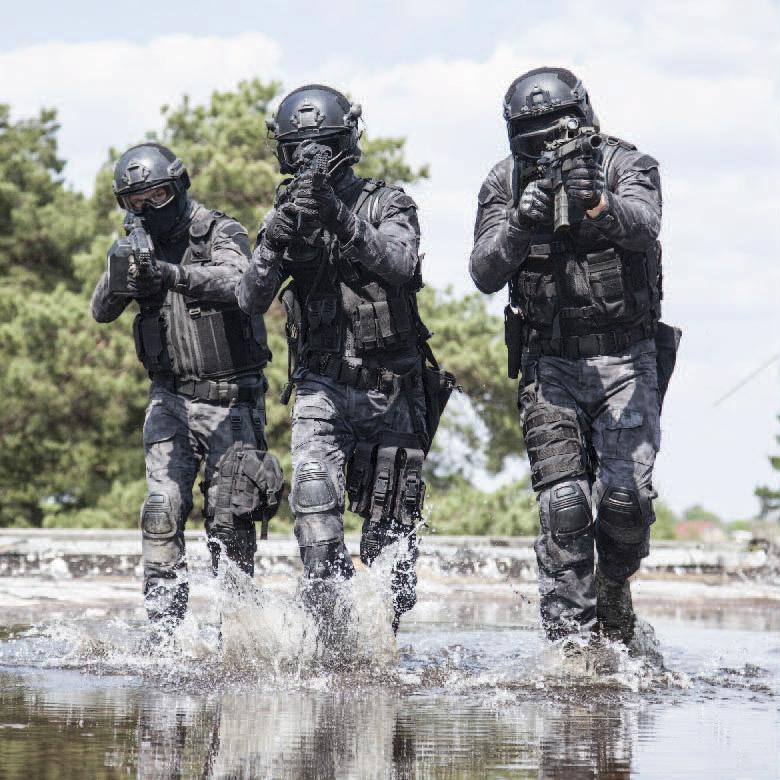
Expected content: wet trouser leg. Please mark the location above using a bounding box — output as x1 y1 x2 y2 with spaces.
200 396 268 578
520 341 661 638
290 379 354 584
290 371 427 628
142 391 198 622
590 348 660 584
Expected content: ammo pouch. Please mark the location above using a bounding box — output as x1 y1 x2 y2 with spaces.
306 295 341 352
655 321 682 407
133 308 171 374
186 302 265 380
352 295 414 354
346 439 426 528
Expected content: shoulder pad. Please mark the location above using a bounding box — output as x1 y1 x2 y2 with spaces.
604 135 637 151
214 214 248 239
379 185 415 211
478 158 512 206
189 211 217 239
631 153 660 171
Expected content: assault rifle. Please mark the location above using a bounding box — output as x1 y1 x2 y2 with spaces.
535 118 603 235
107 218 157 296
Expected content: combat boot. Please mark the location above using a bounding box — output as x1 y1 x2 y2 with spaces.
595 567 635 644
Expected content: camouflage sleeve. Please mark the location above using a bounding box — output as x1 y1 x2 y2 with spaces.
340 189 420 286
172 218 251 303
587 150 662 251
236 209 287 316
90 271 131 323
469 167 532 294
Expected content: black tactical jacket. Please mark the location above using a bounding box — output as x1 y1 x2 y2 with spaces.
238 169 426 376
91 201 269 383
470 138 663 358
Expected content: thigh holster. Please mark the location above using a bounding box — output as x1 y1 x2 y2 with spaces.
209 443 285 540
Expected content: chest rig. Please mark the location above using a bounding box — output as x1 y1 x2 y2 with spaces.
278 179 426 391
507 138 662 365
133 208 269 386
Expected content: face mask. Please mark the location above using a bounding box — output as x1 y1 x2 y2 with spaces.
139 195 188 239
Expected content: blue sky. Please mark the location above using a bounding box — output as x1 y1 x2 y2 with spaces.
2 0 778 518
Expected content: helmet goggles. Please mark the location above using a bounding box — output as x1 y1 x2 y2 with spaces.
120 183 176 215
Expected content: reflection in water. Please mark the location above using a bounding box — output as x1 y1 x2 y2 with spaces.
0 671 650 779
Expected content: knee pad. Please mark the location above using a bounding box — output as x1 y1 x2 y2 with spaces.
346 441 426 527
291 460 339 515
141 493 177 539
523 402 587 491
548 481 593 543
598 485 652 545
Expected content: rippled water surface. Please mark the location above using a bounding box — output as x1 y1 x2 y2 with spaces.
0 557 778 779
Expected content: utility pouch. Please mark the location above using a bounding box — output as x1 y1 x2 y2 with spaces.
655 321 682 407
352 298 412 353
504 304 524 379
189 305 254 380
346 441 377 517
133 310 170 373
306 296 341 352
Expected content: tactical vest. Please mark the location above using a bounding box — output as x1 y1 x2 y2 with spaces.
133 208 269 382
279 179 426 382
510 137 662 359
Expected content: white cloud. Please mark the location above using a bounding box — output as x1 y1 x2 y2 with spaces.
0 32 282 189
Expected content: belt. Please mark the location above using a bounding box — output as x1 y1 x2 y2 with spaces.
524 320 656 359
167 378 260 404
302 353 420 393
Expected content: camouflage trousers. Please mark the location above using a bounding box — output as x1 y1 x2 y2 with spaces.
289 366 427 623
518 339 661 636
141 381 266 621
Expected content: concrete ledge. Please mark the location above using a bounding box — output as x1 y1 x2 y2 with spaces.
0 529 777 583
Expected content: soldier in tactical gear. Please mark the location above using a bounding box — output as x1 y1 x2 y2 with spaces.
239 85 452 633
91 143 284 625
470 68 680 643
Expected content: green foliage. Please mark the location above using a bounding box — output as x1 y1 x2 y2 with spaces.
650 499 679 540
0 105 95 289
681 503 723 525
0 80 524 534
418 287 520 473
355 136 429 186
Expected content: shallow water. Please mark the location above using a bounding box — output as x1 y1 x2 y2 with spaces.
0 554 778 779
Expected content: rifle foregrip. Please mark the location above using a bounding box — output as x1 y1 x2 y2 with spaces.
554 186 570 234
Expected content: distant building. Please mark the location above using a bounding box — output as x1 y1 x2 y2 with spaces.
674 519 727 543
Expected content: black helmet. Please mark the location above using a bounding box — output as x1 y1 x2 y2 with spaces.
503 67 599 161
265 84 362 175
112 143 191 237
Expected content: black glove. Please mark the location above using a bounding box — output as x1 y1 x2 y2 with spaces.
564 156 605 209
294 173 355 243
263 202 298 252
517 179 554 225
127 260 178 299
